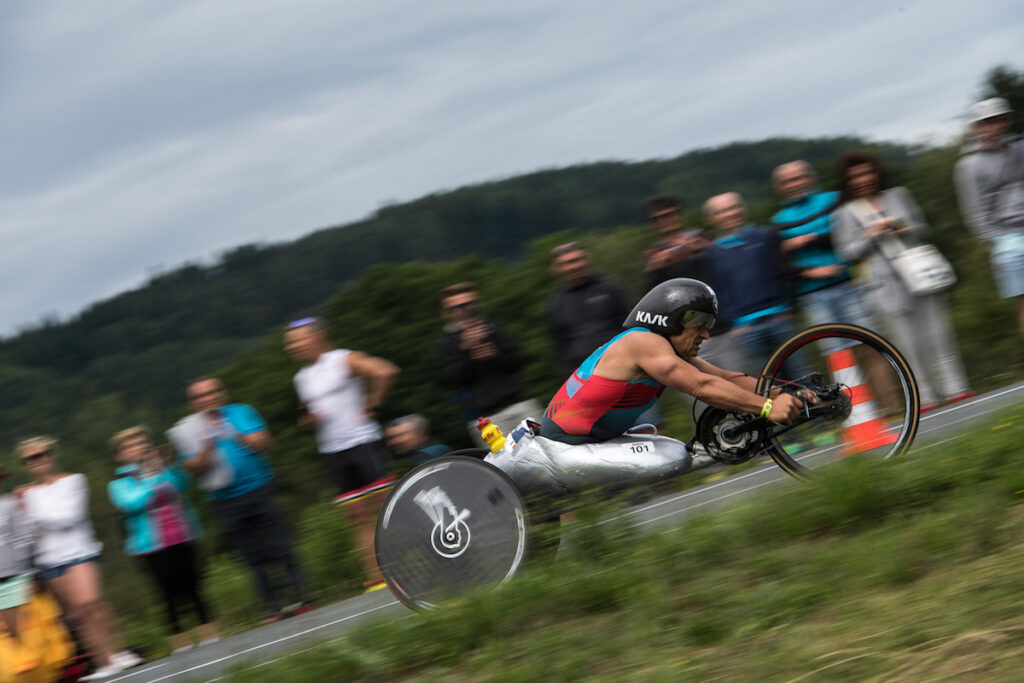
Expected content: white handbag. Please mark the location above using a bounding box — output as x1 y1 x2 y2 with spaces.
876 237 957 295
848 199 957 296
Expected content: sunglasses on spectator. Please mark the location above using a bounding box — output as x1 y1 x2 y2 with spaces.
550 242 583 258
190 388 222 400
648 210 679 222
446 301 478 311
21 450 50 464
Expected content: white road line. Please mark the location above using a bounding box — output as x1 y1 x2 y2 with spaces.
625 382 1024 528
110 382 1024 681
109 601 400 682
635 477 779 526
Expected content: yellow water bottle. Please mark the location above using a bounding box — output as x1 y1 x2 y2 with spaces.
477 417 506 453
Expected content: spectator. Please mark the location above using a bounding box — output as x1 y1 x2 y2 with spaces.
702 192 804 377
285 317 399 591
954 97 1024 340
384 415 450 469
14 437 142 680
167 378 310 624
545 242 630 376
832 152 973 411
107 426 218 654
438 282 543 447
773 160 899 413
772 160 874 331
643 196 745 371
0 465 36 672
643 196 711 284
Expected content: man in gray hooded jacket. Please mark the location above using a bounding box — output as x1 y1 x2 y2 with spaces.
954 97 1024 339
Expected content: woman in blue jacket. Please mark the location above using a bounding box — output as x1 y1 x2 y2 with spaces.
108 426 218 654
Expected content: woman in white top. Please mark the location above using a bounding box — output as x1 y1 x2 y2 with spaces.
15 436 142 680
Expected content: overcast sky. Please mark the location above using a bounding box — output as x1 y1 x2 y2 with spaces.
1 0 1021 336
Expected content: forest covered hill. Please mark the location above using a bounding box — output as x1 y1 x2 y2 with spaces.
0 136 912 450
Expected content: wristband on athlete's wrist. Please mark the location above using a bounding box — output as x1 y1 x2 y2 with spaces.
760 398 773 418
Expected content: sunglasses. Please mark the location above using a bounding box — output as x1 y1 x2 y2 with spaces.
445 301 478 311
21 450 50 464
648 210 680 222
550 242 583 258
189 388 222 400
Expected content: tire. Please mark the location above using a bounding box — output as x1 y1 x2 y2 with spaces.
755 323 921 480
375 455 530 610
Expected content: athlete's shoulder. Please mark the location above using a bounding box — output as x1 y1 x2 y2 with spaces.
616 328 672 356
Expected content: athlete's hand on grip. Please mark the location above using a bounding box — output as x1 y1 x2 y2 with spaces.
768 393 806 425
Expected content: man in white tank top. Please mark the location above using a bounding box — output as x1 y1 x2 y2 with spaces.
286 317 399 590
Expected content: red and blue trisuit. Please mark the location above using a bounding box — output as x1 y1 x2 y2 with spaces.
541 328 664 445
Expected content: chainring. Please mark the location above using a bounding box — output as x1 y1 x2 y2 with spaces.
694 407 766 465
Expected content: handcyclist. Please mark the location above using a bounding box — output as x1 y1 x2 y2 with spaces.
540 278 814 445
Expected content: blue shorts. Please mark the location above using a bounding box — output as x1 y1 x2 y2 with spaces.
37 555 99 581
992 234 1024 298
800 281 876 352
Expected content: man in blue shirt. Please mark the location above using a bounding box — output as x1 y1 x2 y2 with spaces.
702 192 804 377
771 160 874 350
168 377 309 623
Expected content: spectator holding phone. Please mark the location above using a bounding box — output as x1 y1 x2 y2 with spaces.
108 426 217 654
15 436 142 680
643 195 745 371
438 282 542 447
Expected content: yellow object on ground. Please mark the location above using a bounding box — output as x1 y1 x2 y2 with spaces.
0 589 74 682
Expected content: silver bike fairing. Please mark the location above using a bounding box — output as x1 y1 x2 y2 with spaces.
484 428 691 498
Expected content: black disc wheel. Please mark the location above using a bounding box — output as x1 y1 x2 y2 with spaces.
755 323 921 480
375 456 529 610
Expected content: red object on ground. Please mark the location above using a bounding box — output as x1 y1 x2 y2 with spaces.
826 348 897 455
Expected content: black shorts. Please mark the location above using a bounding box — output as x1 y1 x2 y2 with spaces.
211 484 294 567
324 440 391 496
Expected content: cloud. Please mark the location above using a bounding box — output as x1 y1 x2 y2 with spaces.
0 0 1022 333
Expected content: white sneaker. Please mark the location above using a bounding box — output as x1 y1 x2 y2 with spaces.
112 650 144 669
81 663 126 681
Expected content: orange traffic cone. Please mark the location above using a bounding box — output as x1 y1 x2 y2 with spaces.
826 348 896 455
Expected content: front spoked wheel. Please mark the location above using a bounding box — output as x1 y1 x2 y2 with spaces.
755 323 921 480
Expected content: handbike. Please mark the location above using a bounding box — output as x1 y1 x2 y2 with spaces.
375 323 920 610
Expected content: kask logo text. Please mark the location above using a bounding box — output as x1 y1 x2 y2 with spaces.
636 311 668 326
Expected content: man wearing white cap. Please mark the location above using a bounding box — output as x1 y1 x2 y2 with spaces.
954 97 1024 339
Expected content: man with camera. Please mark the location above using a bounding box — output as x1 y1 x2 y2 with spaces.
438 282 541 448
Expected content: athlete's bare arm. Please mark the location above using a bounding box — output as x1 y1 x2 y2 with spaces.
599 331 805 424
688 356 759 393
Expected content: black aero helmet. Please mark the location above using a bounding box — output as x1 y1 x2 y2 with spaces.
624 278 718 336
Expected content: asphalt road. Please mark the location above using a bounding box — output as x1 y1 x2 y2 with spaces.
110 381 1024 682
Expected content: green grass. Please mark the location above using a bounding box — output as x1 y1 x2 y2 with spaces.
212 402 1024 681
